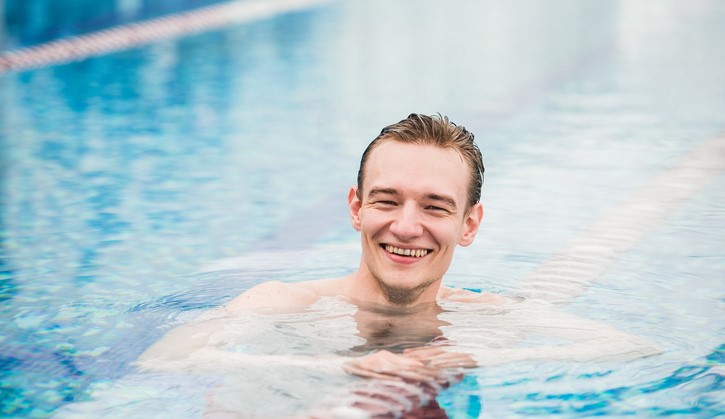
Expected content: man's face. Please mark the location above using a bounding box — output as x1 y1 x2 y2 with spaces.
348 141 483 305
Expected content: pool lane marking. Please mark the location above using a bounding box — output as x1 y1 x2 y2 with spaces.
0 0 331 75
515 132 725 303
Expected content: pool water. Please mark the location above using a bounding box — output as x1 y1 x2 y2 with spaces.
1 0 724 417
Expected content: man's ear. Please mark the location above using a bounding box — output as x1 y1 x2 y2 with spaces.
459 203 483 247
348 186 362 231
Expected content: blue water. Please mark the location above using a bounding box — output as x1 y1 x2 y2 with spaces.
1 0 725 417
4 0 233 48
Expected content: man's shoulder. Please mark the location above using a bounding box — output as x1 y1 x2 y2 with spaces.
225 281 316 312
225 278 345 312
439 286 513 305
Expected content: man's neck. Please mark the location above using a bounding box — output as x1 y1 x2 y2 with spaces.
342 265 444 309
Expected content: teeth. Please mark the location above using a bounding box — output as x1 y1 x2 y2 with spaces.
385 245 429 258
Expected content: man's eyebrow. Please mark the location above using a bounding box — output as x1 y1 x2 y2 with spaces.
367 188 458 209
426 193 457 209
368 188 398 197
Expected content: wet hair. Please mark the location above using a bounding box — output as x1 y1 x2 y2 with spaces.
356 113 484 209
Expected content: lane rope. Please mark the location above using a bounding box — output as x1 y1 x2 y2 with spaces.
0 0 330 75
515 132 725 303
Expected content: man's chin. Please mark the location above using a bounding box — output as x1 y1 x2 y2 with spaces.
376 278 436 306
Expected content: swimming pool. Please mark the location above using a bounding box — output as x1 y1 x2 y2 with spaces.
1 0 724 417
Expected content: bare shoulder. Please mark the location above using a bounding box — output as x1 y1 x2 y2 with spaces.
439 286 513 305
225 277 346 312
226 281 318 312
298 277 347 295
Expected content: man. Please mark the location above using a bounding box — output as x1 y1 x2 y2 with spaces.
220 113 502 376
139 114 660 416
229 113 487 310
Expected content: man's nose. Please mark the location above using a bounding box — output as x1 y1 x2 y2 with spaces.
390 203 424 239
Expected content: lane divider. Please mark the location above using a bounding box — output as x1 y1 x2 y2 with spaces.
0 0 331 75
516 132 725 303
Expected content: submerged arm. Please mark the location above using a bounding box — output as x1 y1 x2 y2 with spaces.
137 281 339 372
407 299 662 367
137 281 441 382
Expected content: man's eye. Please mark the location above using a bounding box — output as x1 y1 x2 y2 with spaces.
426 206 448 212
378 200 397 206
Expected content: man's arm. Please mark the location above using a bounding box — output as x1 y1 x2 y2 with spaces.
138 315 438 382
505 300 663 363
406 299 662 367
138 281 322 367
137 281 440 382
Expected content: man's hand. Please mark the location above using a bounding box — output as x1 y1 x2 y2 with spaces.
326 348 470 419
342 350 442 382
403 346 478 369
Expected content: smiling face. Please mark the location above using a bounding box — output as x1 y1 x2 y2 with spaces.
348 141 483 306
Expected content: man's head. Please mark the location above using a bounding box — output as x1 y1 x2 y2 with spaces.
348 114 485 306
356 113 484 210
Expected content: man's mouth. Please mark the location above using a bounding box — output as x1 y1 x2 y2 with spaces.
382 244 430 258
